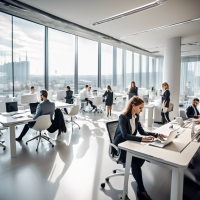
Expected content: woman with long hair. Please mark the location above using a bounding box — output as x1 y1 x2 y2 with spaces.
113 96 165 200
103 85 113 116
127 81 138 99
160 82 171 124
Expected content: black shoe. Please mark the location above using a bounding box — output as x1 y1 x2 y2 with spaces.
137 188 152 200
15 137 22 141
0 140 5 143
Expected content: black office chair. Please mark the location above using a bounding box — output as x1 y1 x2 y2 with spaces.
101 121 132 197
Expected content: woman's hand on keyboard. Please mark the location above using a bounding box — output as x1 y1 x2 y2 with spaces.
142 136 154 142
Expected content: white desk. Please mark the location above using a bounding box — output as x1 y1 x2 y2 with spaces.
0 102 74 158
140 104 155 127
119 123 200 200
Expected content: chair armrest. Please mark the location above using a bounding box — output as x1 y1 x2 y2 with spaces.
108 143 121 163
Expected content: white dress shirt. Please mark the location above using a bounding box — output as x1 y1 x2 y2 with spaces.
79 88 88 100
88 90 93 96
130 115 137 134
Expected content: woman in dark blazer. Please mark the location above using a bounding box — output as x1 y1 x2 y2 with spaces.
160 82 170 124
113 96 165 200
103 85 113 117
127 81 138 99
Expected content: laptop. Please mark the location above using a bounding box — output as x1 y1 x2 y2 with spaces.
2 102 24 116
149 129 179 148
29 102 39 114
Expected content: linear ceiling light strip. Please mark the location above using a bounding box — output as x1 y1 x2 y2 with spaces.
92 0 167 26
120 17 200 39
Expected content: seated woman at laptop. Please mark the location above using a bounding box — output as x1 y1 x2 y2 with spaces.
113 96 165 200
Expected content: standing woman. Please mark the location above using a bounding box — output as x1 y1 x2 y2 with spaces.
127 81 138 99
160 82 171 124
103 85 113 117
113 96 165 200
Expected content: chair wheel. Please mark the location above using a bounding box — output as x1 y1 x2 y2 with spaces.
26 142 28 145
113 170 116 173
52 145 54 147
105 178 109 182
3 147 6 150
101 183 105 188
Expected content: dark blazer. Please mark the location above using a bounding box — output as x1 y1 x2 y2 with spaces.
129 87 138 99
103 90 113 106
162 89 170 108
65 90 73 104
113 112 157 149
33 99 55 121
186 105 200 119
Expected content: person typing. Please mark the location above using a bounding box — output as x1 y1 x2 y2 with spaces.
186 98 200 119
15 90 55 141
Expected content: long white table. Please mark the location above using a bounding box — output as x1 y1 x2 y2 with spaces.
118 123 200 200
0 101 74 158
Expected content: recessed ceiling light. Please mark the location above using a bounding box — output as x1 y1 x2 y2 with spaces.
92 0 167 26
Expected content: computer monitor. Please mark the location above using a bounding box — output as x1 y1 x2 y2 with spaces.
29 102 39 114
57 90 66 100
6 102 18 112
21 94 38 104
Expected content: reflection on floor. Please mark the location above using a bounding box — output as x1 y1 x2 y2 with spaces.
0 104 200 200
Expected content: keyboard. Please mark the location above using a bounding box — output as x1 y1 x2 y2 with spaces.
27 114 34 118
12 115 24 119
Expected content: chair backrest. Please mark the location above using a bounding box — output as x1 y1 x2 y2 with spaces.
106 121 119 143
68 105 80 116
31 115 52 131
93 96 102 106
179 110 187 118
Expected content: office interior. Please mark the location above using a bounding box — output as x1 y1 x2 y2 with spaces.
0 0 200 200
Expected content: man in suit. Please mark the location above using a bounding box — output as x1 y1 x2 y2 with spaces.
16 90 55 141
64 86 73 114
186 98 200 119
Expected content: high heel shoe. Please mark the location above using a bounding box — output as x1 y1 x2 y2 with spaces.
110 111 111 116
107 113 109 117
137 188 152 200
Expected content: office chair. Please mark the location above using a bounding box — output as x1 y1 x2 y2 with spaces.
26 115 54 151
80 100 87 112
65 105 80 130
101 121 132 190
0 140 6 150
93 96 103 113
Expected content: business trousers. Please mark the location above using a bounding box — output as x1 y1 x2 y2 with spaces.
161 110 170 124
85 98 96 110
18 121 36 139
120 150 145 192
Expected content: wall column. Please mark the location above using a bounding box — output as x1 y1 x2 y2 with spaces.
163 37 181 119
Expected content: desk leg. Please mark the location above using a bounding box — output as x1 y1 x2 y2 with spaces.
122 152 132 200
148 108 153 127
10 124 17 158
170 167 184 200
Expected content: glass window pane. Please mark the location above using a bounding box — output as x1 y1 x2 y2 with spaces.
126 50 132 88
117 48 123 92
141 55 147 88
149 57 154 88
0 12 12 97
13 17 45 97
101 43 113 89
78 37 98 92
134 53 140 88
49 28 75 93
156 58 163 89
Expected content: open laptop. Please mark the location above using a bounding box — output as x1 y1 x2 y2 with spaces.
149 129 179 148
2 102 24 116
27 102 39 118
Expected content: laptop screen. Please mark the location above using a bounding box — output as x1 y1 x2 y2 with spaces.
6 102 18 112
30 102 39 114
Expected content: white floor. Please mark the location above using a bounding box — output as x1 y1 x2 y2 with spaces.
0 103 199 200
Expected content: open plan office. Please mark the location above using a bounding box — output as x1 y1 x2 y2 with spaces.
0 0 200 200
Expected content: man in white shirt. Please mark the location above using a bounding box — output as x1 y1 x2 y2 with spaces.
88 86 93 96
30 86 35 94
79 85 96 111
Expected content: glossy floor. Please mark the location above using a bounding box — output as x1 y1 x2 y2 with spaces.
0 105 199 200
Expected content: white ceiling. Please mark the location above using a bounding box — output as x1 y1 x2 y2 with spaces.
19 0 200 56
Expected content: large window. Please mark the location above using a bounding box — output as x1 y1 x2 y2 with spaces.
155 58 164 89
134 53 140 88
13 17 45 97
0 12 12 97
101 44 113 89
126 51 132 88
78 37 98 92
180 56 200 96
149 57 154 88
117 48 123 92
49 28 75 92
141 55 147 88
